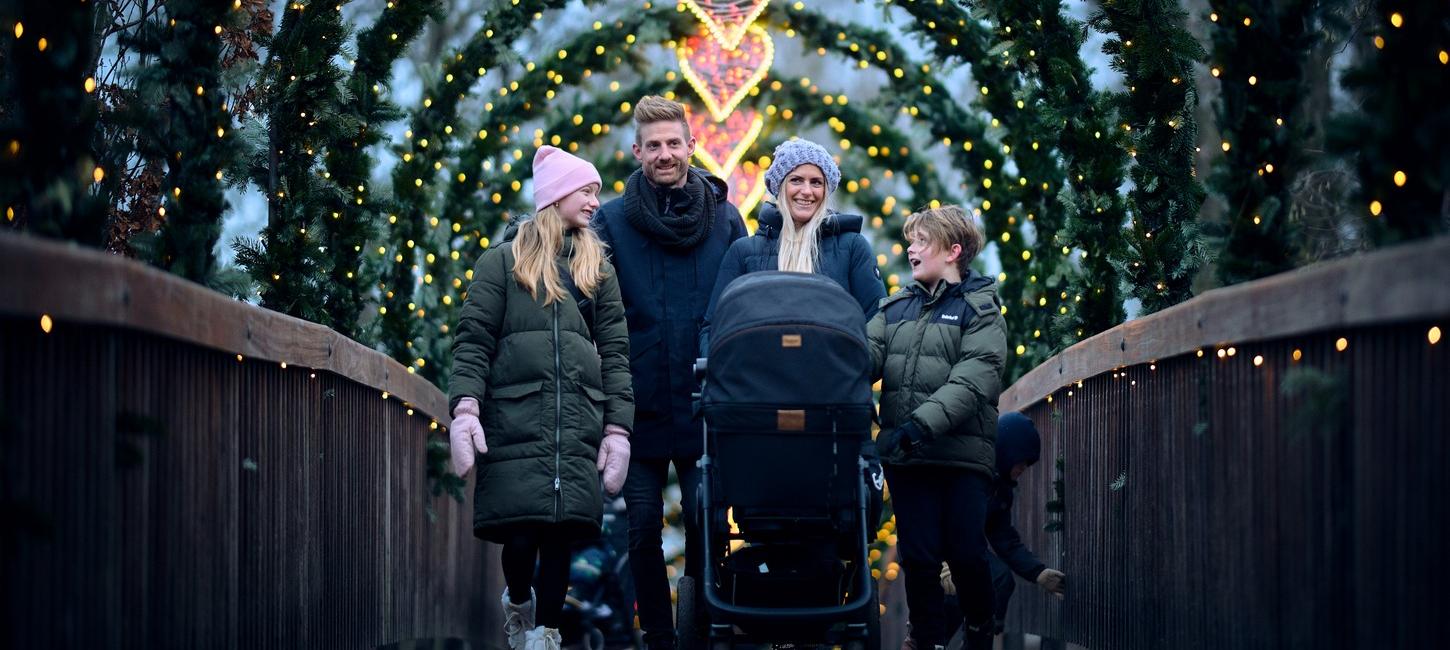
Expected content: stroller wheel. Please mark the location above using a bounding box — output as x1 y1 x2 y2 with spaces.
675 576 702 650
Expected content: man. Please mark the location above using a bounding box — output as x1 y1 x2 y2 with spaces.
591 95 747 650
928 411 1067 650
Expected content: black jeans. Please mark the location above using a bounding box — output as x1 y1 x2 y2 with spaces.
623 456 703 642
945 554 1017 638
884 465 994 647
500 529 573 628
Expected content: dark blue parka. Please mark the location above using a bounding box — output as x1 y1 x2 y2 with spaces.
591 170 747 459
700 202 886 351
987 412 1048 581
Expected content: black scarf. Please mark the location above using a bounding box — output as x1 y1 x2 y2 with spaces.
623 168 717 250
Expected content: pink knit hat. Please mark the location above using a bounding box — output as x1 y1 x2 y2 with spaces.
532 145 602 212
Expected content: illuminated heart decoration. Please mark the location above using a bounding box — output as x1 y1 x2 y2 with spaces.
689 108 763 179
677 23 774 122
729 161 769 224
682 0 772 50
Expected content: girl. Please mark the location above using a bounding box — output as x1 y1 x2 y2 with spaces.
449 145 634 650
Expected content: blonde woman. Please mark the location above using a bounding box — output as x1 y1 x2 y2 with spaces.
448 145 634 650
699 137 889 531
701 138 886 348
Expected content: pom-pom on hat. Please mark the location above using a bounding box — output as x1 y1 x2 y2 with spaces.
532 145 602 212
764 138 841 197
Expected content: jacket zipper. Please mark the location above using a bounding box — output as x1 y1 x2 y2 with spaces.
553 301 563 521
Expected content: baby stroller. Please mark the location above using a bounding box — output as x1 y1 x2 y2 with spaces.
677 272 881 649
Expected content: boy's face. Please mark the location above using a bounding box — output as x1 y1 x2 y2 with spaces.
907 229 963 287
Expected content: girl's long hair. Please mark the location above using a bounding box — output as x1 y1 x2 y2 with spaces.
511 205 606 304
775 193 830 273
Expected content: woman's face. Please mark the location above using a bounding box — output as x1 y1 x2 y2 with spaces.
556 183 600 229
783 164 826 226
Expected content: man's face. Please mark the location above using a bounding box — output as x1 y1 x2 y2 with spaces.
632 120 695 188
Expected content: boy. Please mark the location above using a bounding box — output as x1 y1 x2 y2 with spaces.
869 205 1008 650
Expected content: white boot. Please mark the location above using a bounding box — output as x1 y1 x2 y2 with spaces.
500 588 536 650
523 626 562 650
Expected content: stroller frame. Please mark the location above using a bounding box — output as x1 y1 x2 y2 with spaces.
677 363 881 649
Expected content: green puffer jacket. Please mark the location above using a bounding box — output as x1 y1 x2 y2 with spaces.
868 271 1008 477
449 232 633 543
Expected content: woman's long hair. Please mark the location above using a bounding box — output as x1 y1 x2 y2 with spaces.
511 205 606 305
775 193 830 274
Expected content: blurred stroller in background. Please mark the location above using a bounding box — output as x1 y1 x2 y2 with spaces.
677 272 881 650
560 496 637 650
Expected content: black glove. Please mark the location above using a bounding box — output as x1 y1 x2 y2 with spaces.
878 421 925 457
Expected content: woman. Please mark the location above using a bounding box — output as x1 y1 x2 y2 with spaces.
700 138 888 526
702 138 886 348
448 145 634 650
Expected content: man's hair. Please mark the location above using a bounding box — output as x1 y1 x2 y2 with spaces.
633 95 690 143
902 204 985 275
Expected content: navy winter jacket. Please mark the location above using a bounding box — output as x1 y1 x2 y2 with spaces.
700 202 885 352
987 412 1047 581
591 170 747 459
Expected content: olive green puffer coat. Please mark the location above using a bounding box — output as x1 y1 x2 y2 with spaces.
449 232 633 542
867 271 1008 478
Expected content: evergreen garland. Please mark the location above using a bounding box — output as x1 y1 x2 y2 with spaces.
894 0 1075 379
0 0 108 245
1206 0 1318 286
380 0 569 370
993 0 1131 345
123 0 244 284
776 6 1019 273
1090 0 1209 314
1330 1 1449 244
235 0 354 323
318 0 442 340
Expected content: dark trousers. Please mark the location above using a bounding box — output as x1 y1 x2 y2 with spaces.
884 465 993 647
623 456 702 642
500 529 573 628
945 554 1017 638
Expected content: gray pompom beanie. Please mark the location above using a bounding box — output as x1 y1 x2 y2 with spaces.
764 139 841 197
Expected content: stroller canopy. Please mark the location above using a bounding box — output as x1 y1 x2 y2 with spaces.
704 271 873 410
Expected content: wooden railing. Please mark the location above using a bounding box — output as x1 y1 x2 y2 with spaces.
996 236 1450 649
0 233 499 648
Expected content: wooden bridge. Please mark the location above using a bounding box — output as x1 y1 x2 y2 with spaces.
3 232 1447 648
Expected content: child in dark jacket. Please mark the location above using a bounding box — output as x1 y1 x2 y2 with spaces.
449 145 634 650
868 205 1008 650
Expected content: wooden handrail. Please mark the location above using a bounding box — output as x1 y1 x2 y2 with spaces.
0 232 449 423
1002 235 1450 413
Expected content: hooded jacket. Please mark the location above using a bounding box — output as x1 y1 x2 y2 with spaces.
986 412 1047 581
699 202 886 353
867 271 1008 477
591 168 747 459
448 227 634 542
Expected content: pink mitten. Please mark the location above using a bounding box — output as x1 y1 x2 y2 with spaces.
597 424 631 495
450 397 487 476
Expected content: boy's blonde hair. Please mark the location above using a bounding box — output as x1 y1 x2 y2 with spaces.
633 95 691 143
902 204 985 276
